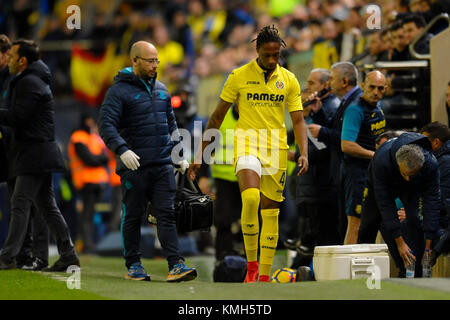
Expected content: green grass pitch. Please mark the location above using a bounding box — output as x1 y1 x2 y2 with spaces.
0 251 449 300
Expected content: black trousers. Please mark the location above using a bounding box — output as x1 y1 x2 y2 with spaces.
107 185 123 231
16 206 49 263
297 202 341 248
79 183 104 253
120 164 181 269
213 178 242 260
358 183 426 276
7 178 49 263
0 173 76 263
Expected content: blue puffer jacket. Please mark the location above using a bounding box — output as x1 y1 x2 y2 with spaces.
369 132 441 240
99 67 182 174
435 140 450 226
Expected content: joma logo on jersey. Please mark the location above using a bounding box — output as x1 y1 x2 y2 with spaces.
247 93 285 102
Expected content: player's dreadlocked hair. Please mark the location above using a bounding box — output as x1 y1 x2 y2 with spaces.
251 25 286 49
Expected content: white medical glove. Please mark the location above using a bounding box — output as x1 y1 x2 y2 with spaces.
175 159 190 174
120 150 140 171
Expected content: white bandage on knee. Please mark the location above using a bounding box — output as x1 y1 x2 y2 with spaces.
235 155 262 177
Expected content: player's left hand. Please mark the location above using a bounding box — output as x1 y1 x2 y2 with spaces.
297 155 308 176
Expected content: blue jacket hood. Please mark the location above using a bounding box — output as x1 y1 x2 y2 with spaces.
435 139 450 159
390 132 432 161
114 67 157 83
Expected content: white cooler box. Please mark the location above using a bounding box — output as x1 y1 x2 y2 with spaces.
313 244 390 281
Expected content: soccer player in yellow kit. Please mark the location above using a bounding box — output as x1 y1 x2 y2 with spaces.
189 26 308 282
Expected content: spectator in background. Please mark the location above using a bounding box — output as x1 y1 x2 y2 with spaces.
353 30 388 68
169 7 195 76
340 6 366 62
341 70 386 244
312 17 339 69
409 0 431 13
390 19 411 61
358 132 440 277
419 122 450 235
68 114 109 254
413 0 450 24
379 27 395 61
394 0 411 18
382 20 416 116
187 0 207 52
309 19 325 45
0 39 79 271
308 61 363 243
39 14 74 95
402 13 433 54
153 22 185 82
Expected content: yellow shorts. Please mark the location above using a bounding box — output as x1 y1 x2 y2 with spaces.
260 166 287 203
234 149 287 203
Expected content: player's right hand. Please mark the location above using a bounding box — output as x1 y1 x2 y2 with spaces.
297 155 308 176
188 163 201 181
120 150 140 171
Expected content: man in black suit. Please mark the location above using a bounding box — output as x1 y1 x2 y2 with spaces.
308 62 363 243
0 39 78 271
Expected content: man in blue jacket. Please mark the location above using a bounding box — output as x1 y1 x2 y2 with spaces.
420 121 450 233
99 41 196 282
358 132 440 277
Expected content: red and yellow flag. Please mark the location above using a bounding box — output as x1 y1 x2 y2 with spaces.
70 43 126 107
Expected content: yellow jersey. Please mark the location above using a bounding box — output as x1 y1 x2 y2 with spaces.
219 59 303 164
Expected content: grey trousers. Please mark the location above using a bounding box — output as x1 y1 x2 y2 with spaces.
0 173 76 263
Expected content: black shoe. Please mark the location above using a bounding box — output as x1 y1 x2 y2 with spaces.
31 258 48 271
284 239 301 251
296 245 314 257
0 259 16 270
17 256 34 270
43 257 80 272
398 269 406 278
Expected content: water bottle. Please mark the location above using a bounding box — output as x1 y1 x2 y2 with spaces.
406 251 415 278
422 249 431 278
